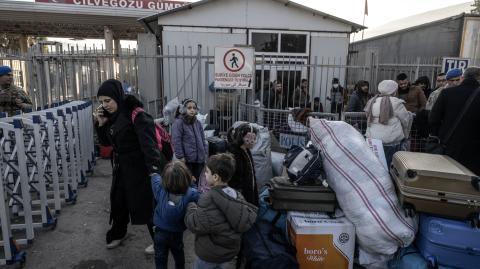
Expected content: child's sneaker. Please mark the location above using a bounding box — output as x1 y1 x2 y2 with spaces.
106 235 127 249
144 244 154 255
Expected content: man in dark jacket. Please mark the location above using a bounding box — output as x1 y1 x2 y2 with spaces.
396 73 427 113
429 67 480 175
346 80 370 112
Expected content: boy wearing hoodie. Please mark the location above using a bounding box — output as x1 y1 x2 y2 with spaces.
185 153 258 269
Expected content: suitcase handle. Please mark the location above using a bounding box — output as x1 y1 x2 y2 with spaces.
428 238 480 255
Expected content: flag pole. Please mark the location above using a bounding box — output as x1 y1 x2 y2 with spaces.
362 0 368 40
362 14 366 40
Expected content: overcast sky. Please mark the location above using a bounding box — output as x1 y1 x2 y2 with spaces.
294 0 472 27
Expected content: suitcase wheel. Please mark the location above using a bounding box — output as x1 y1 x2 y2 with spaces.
402 203 416 218
426 256 438 269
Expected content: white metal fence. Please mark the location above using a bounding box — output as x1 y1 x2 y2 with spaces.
0 45 443 131
0 100 94 265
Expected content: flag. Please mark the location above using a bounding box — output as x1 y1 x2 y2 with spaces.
364 0 368 16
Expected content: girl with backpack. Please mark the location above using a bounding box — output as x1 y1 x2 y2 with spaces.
95 79 166 254
171 98 208 182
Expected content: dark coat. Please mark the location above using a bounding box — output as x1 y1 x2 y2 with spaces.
346 90 369 112
228 145 259 206
171 116 208 163
96 101 165 225
185 185 257 263
429 78 480 175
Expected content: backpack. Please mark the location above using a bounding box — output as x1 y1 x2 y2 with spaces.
284 145 324 185
243 219 298 269
131 107 174 161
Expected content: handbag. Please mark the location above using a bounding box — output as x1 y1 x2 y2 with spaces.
426 87 480 154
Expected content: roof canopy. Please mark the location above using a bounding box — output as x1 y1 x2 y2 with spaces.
0 1 158 39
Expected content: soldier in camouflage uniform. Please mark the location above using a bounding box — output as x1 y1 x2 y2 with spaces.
0 66 32 116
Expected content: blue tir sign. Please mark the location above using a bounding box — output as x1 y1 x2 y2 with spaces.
442 57 470 73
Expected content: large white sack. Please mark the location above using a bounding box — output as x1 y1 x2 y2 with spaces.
232 122 273 188
309 118 417 255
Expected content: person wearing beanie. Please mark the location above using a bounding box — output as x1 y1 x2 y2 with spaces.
426 69 462 111
445 68 463 88
365 80 413 167
0 65 32 115
95 79 166 254
430 67 480 175
396 73 427 113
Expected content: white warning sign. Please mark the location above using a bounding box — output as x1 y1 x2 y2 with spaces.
214 47 254 89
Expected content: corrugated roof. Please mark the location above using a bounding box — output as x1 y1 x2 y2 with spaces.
139 0 366 33
358 1 473 41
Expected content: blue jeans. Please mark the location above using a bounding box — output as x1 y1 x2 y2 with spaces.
193 257 229 269
154 228 184 269
383 141 405 168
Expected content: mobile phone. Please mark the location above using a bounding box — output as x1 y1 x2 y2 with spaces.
97 105 111 118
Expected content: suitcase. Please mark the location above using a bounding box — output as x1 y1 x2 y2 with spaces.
207 136 227 156
416 214 480 269
390 151 480 221
268 177 336 212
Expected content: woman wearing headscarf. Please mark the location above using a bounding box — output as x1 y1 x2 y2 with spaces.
365 80 412 167
95 79 166 253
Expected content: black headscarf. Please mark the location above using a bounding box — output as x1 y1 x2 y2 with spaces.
97 79 125 123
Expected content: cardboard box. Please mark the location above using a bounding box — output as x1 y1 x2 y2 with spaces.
288 211 355 269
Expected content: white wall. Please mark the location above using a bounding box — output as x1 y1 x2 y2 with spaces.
309 33 349 112
137 33 160 102
161 30 247 112
157 0 352 33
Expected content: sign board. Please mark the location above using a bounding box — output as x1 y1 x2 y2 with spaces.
34 0 188 11
442 57 470 73
279 133 306 149
214 47 254 89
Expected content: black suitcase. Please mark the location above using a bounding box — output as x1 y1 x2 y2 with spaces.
268 177 336 212
207 136 227 156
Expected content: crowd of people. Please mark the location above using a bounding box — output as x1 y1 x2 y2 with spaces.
1 61 478 268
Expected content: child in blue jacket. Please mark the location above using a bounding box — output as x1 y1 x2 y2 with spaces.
151 161 199 269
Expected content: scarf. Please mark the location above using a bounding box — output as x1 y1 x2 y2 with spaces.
365 94 394 126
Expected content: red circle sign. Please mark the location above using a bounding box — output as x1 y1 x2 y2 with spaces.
223 49 245 72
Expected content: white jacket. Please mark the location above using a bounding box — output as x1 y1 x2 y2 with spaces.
365 96 413 144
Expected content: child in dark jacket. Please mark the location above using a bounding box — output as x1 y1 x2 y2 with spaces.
171 98 208 182
151 161 199 269
185 153 258 269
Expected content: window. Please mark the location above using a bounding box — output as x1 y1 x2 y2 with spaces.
281 34 307 53
252 32 278 53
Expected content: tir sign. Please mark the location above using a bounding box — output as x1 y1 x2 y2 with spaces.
442 57 470 73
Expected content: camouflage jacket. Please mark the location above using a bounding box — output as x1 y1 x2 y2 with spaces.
0 84 33 116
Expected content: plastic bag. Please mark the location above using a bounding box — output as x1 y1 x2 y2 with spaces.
309 118 417 256
162 97 180 125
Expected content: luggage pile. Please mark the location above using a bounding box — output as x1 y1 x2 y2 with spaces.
390 152 480 269
307 118 479 269
249 142 357 269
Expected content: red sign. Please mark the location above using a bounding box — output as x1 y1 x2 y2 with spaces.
35 0 189 11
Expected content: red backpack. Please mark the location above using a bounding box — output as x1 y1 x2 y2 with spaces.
131 107 174 161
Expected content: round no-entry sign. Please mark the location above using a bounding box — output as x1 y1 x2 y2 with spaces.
223 49 245 72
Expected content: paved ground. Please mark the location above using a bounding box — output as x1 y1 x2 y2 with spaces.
1 159 208 269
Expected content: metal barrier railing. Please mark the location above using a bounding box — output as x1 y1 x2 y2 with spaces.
0 100 95 265
238 104 426 153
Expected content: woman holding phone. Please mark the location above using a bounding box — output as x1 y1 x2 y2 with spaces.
95 79 166 254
